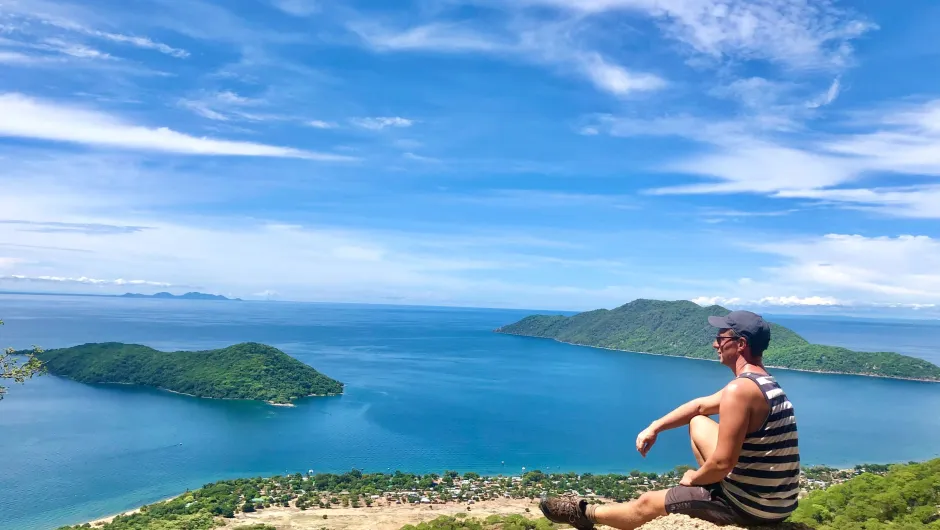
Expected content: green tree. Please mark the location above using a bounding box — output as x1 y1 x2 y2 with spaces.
0 319 44 400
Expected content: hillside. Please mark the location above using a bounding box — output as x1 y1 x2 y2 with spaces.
58 460 940 529
495 299 940 382
38 342 343 404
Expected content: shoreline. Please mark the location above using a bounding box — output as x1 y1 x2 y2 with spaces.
71 461 906 529
55 378 340 405
495 331 940 384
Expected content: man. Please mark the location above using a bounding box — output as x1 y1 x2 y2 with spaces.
540 310 800 529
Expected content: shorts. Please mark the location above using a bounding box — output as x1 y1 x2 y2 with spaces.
665 484 768 526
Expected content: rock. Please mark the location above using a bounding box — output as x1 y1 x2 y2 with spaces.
632 514 813 530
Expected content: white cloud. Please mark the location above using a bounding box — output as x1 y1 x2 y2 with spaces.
690 295 841 307
350 20 667 97
0 3 189 58
351 116 414 130
351 22 507 52
271 0 319 16
807 77 841 108
403 152 440 163
580 53 666 95
39 38 112 59
589 98 940 218
307 120 337 129
0 93 353 160
690 234 940 309
0 50 59 64
0 274 171 287
178 91 278 122
514 0 874 69
90 31 188 58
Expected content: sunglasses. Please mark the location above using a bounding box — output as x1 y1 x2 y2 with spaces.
714 334 741 344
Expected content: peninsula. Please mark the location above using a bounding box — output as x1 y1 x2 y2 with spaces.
495 299 940 382
37 342 343 404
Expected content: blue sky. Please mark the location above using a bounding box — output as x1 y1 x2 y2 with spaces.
1 0 939 312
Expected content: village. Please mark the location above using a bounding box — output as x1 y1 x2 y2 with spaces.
252 464 892 512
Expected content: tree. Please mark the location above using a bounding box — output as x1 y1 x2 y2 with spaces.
0 319 44 400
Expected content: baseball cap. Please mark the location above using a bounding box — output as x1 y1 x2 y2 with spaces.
708 310 771 353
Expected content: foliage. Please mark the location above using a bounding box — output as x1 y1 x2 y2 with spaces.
36 342 343 404
400 514 555 530
496 299 940 381
789 458 940 529
53 462 907 530
0 318 45 400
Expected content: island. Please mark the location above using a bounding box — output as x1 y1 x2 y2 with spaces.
495 299 940 382
37 342 343 404
120 291 241 301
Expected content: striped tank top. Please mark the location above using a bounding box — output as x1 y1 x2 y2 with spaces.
720 372 800 521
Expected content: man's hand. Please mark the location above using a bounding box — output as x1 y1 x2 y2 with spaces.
635 426 658 457
680 470 697 487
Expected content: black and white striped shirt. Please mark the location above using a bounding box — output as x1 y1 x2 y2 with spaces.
720 372 800 521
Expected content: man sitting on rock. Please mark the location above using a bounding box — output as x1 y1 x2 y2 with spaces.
540 310 800 529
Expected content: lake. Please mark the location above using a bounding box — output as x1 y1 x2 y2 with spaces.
1 295 939 530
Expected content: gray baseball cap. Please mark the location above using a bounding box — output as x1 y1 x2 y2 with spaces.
708 310 771 353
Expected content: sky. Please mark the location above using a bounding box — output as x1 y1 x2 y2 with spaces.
1 0 939 313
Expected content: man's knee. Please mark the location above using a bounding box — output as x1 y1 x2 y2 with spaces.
636 491 667 517
689 414 710 432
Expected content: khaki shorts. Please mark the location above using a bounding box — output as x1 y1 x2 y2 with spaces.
665 484 769 526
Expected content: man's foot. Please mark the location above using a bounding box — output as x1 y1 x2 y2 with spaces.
539 495 595 530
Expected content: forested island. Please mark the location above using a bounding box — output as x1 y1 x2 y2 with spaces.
120 291 240 301
58 459 939 530
37 342 343 404
496 299 940 382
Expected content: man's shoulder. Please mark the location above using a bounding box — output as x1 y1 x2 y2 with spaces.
721 376 766 403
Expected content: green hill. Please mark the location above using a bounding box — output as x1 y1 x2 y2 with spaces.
38 342 343 404
790 459 940 529
495 299 940 382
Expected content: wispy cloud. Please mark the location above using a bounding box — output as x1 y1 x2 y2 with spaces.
350 18 666 98
351 116 414 130
807 78 841 108
271 0 319 17
178 91 283 122
691 295 842 307
89 31 188 58
0 50 62 64
514 0 875 69
0 220 149 235
0 93 354 160
0 2 189 58
580 53 666 95
689 233 940 308
403 152 440 163
0 274 172 287
307 120 338 129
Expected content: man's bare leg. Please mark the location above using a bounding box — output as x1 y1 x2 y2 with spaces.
689 414 718 467
591 490 668 530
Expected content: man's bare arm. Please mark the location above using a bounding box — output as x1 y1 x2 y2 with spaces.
650 389 723 432
683 381 750 485
636 389 723 456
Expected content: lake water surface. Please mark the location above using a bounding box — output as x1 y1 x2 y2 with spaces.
1 296 939 530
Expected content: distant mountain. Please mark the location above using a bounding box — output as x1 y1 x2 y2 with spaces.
37 342 343 404
496 299 940 382
120 291 241 301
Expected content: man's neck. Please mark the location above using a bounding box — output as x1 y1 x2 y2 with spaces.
733 357 767 376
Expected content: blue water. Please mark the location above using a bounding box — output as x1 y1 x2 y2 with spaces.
1 296 939 530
